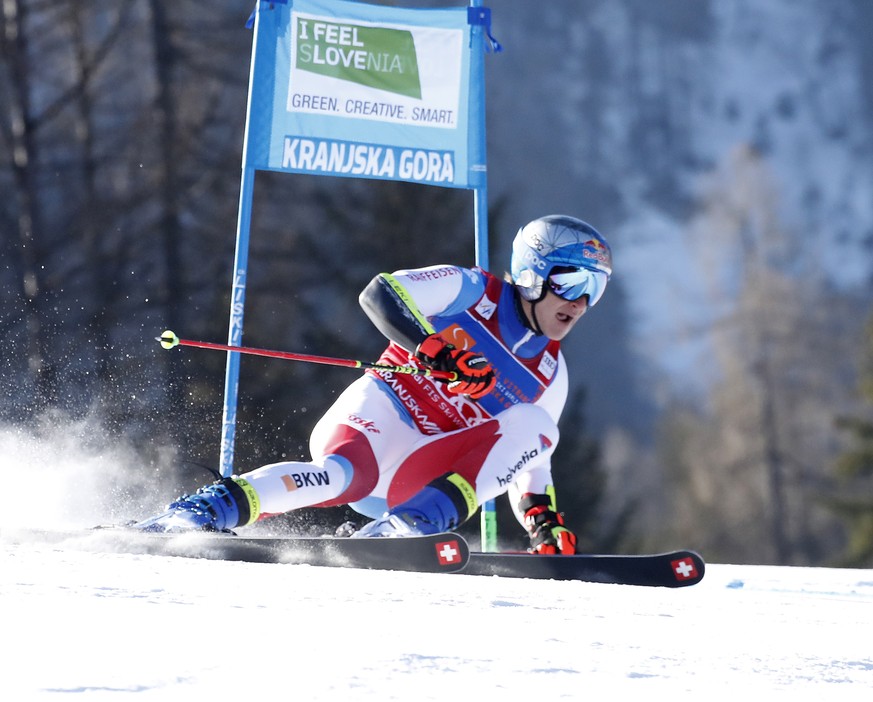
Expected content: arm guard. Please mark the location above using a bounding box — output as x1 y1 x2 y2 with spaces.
359 273 436 352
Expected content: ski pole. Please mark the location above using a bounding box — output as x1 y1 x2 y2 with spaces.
156 330 457 381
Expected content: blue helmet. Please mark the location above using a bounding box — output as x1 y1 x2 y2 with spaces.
510 215 612 305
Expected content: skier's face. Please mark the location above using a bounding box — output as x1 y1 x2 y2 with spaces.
529 289 588 340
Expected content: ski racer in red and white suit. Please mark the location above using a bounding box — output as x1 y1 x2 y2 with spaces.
134 216 612 554
320 264 567 513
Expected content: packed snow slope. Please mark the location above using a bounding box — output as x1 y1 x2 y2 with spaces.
2 533 871 701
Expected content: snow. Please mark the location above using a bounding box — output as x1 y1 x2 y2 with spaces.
3 534 872 701
1 419 871 699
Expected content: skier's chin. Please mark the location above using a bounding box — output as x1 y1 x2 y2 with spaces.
542 317 577 341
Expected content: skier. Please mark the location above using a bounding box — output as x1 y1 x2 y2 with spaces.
135 215 612 554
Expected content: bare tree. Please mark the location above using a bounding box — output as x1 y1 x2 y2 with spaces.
659 145 859 564
830 313 873 566
1 0 48 408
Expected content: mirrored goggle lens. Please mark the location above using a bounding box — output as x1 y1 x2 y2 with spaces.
547 269 608 306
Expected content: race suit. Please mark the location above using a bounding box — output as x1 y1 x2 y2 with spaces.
239 265 568 526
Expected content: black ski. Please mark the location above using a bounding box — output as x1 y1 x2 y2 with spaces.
7 528 703 585
5 528 470 574
462 549 705 587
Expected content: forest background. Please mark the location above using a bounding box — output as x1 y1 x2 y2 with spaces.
3 0 873 566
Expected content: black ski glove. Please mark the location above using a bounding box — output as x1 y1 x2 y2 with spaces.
519 492 577 555
416 333 496 399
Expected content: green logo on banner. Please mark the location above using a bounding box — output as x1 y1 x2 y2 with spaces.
296 19 421 100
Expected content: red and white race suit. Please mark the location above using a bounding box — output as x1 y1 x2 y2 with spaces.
241 265 568 524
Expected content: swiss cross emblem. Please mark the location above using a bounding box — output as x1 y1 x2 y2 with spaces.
435 540 462 566
671 557 699 581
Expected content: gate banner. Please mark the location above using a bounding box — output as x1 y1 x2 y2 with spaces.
245 0 481 188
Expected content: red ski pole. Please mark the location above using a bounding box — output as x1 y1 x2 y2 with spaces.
156 330 457 381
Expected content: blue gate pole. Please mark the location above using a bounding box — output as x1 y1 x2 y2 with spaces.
219 166 255 478
219 4 267 478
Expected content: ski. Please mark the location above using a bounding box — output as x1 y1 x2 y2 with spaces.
5 528 703 586
3 528 470 574
462 549 705 587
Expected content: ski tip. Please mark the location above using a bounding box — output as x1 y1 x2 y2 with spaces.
668 550 705 587
460 548 707 587
433 534 470 570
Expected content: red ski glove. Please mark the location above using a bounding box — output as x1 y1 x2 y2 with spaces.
519 493 577 555
415 334 496 399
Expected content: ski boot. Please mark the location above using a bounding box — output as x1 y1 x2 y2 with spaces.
354 472 477 538
132 477 260 533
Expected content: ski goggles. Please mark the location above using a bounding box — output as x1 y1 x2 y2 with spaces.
546 268 609 306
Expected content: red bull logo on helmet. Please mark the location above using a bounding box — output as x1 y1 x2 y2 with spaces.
582 238 612 273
